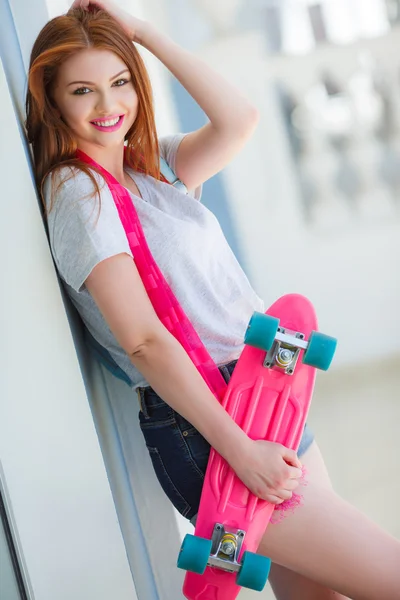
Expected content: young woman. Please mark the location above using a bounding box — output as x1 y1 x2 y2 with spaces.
25 1 400 598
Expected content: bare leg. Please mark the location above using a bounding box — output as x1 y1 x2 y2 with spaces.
259 441 400 600
269 564 347 600
268 442 348 599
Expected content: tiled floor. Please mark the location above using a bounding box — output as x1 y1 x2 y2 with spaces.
239 355 400 598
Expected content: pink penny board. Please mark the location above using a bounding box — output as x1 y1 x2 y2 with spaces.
182 294 319 599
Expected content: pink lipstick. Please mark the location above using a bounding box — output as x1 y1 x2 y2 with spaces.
90 114 125 132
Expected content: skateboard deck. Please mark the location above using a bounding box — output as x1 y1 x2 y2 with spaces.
178 294 336 599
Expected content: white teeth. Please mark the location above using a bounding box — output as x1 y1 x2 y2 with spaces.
92 117 120 127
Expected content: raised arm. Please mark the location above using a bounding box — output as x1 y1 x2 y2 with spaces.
71 0 259 191
139 25 259 191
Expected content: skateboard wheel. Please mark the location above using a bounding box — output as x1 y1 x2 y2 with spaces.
244 312 279 352
177 534 212 575
236 551 271 591
302 331 337 371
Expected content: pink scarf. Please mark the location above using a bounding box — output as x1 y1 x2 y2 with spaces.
76 148 227 400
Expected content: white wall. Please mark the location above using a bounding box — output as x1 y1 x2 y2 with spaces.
0 56 136 600
0 0 187 598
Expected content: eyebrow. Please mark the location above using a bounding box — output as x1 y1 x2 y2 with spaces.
67 68 130 87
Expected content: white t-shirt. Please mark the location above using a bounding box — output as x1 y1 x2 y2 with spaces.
43 133 264 388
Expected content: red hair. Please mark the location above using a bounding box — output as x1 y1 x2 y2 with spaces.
25 7 162 216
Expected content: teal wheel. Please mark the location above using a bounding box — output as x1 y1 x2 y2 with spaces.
303 331 337 371
236 551 271 591
244 312 279 352
177 534 212 575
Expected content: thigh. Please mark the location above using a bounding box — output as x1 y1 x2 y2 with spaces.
259 441 400 600
268 442 349 600
269 563 348 600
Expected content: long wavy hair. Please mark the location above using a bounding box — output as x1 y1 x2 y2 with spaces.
26 7 161 216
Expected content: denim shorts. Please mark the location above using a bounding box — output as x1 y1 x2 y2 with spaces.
137 360 314 522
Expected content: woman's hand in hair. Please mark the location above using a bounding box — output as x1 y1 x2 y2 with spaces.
70 0 149 44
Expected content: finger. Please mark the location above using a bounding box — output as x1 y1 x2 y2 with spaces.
288 465 303 479
265 494 284 505
262 489 293 503
71 0 88 8
277 489 293 501
282 447 302 469
284 478 300 491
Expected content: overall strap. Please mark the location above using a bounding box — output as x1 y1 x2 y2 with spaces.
77 148 227 400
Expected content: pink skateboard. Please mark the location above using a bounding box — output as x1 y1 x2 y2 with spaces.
178 294 337 599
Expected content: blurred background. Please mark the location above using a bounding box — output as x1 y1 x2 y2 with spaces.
0 1 399 599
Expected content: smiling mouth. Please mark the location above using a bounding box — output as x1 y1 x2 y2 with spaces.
90 115 125 131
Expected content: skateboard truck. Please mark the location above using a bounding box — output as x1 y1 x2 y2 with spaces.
207 523 246 573
263 327 306 376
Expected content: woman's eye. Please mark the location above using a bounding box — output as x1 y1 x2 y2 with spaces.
73 87 91 95
72 79 130 95
113 78 130 87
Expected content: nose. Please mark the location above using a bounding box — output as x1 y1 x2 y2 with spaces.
96 90 116 114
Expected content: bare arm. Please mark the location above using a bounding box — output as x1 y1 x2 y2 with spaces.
71 0 259 191
85 253 302 503
131 329 249 467
85 253 248 465
138 25 259 191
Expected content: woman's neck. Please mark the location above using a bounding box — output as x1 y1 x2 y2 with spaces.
77 142 126 181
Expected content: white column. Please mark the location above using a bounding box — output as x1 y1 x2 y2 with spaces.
0 55 136 600
1 0 187 597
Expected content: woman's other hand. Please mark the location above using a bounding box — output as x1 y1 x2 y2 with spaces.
70 0 149 44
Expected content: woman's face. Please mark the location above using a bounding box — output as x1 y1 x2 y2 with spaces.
53 48 138 151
